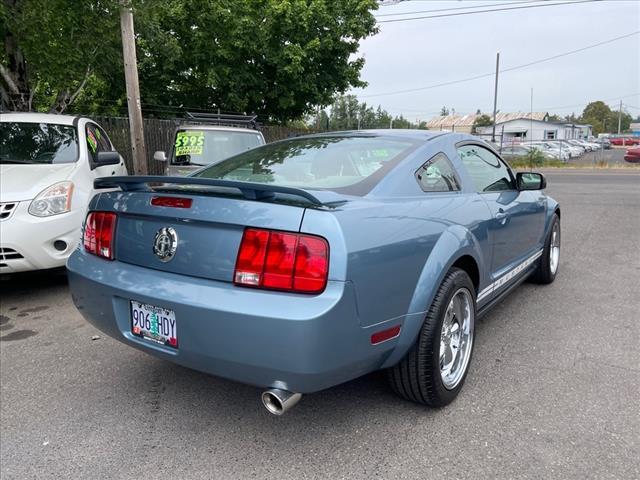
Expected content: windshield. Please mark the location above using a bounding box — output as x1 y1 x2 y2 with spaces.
0 122 78 164
172 129 263 166
193 135 419 195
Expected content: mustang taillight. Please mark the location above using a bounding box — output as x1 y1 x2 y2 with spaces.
83 212 117 260
234 228 329 294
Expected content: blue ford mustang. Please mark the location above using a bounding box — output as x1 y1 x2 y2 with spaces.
67 130 560 414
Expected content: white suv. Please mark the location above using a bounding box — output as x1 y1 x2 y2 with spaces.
0 112 128 273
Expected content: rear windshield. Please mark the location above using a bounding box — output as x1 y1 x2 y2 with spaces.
172 129 263 166
0 122 78 164
193 135 418 195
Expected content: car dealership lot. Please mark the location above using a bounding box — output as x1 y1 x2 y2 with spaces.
1 170 638 479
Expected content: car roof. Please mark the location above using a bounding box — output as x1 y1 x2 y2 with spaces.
0 112 79 126
178 124 263 134
289 129 449 143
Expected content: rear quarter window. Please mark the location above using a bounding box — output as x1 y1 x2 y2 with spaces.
415 152 460 192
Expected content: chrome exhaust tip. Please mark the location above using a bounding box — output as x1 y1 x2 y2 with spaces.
261 389 302 415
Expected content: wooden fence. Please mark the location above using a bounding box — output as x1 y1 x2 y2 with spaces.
95 116 314 175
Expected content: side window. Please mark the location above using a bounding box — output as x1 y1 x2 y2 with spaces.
457 144 515 192
415 152 460 192
85 123 113 162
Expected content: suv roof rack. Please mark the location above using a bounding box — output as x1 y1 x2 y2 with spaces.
183 112 259 129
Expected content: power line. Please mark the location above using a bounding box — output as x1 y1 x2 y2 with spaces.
374 0 545 18
380 93 640 119
358 31 640 98
499 31 640 74
537 93 640 111
377 0 601 23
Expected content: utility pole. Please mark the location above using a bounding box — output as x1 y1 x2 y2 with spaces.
120 2 148 175
390 118 393 129
530 87 533 147
617 100 622 134
491 52 500 142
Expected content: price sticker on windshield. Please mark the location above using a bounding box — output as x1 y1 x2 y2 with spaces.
372 149 389 158
175 131 205 156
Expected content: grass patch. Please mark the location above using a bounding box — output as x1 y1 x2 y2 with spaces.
508 158 566 169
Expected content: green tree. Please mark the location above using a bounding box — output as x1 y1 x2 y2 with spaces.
392 114 412 129
1 0 378 120
326 95 422 130
608 110 632 133
580 101 612 135
374 105 392 128
0 0 122 112
440 106 449 116
472 114 492 132
329 94 360 130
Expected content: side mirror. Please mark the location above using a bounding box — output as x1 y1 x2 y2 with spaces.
517 172 546 191
153 151 167 162
95 151 121 167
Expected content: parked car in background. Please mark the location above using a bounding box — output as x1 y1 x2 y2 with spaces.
0 112 128 273
610 137 640 146
529 142 570 161
623 147 640 163
547 141 583 157
568 139 598 152
594 137 611 149
582 139 602 150
154 113 265 176
67 130 560 415
500 144 557 162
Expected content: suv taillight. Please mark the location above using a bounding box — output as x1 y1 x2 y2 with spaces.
234 228 329 294
83 212 117 260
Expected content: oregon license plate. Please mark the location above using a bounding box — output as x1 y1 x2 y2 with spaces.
130 301 178 348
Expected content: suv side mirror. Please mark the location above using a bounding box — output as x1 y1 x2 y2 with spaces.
153 151 167 162
517 172 546 191
95 151 121 167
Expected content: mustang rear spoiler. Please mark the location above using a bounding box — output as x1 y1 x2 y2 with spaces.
94 176 342 207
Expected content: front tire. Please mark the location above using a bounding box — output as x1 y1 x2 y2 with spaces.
388 268 476 407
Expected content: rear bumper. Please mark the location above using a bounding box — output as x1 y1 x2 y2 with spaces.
0 202 82 273
67 250 402 393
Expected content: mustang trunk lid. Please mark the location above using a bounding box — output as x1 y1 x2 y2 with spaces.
102 191 305 282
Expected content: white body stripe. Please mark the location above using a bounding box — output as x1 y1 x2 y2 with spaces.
477 249 543 302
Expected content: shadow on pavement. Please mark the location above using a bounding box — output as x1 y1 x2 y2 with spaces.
0 268 68 296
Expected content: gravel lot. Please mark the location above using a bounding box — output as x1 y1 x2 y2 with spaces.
1 170 639 479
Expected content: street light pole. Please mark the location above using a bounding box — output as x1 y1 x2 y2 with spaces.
491 52 500 142
617 100 622 135
120 2 147 175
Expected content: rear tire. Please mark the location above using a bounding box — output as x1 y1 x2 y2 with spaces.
531 213 560 284
388 268 476 407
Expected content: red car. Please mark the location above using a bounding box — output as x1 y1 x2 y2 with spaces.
610 137 640 146
624 147 640 163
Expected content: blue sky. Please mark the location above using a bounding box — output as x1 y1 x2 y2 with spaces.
349 0 640 121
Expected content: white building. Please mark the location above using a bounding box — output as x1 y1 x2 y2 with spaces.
477 118 592 142
426 112 548 134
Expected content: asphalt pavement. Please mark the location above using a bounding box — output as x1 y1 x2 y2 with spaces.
1 169 639 479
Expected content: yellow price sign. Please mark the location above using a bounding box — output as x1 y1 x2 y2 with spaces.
175 131 205 156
